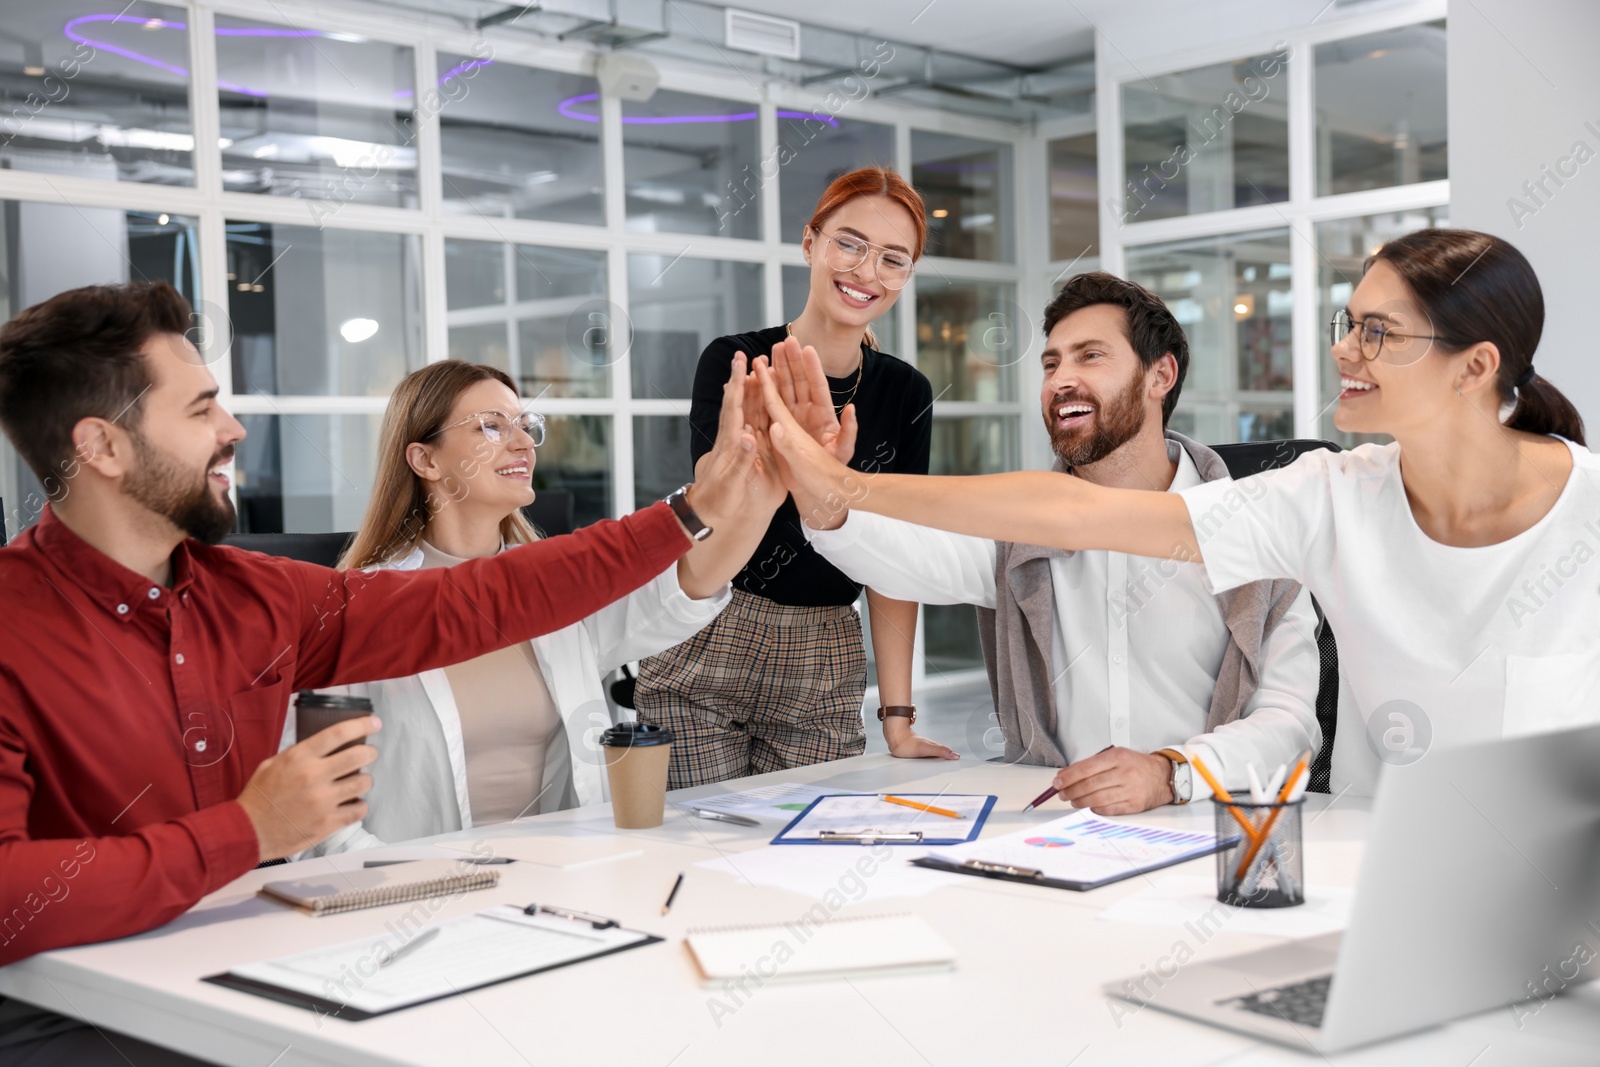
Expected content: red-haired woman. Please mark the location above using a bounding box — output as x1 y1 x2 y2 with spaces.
636 166 958 787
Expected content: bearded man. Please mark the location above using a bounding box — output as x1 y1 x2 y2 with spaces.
794 272 1322 814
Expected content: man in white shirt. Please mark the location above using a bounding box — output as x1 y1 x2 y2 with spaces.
784 272 1323 814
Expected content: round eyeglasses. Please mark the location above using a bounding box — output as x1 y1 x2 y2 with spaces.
1329 310 1441 367
426 410 545 447
811 228 916 290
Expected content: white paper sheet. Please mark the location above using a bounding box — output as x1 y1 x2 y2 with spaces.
1098 875 1354 939
688 782 838 821
695 844 962 902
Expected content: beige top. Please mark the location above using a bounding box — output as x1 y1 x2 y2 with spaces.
417 539 564 825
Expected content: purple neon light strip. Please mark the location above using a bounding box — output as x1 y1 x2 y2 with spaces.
62 15 839 125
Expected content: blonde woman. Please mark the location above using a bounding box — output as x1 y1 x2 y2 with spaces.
292 357 782 853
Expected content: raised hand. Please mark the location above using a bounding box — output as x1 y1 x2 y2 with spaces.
688 354 783 528
754 357 855 530
770 336 859 465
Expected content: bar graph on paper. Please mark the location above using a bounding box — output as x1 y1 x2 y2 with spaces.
922 811 1221 885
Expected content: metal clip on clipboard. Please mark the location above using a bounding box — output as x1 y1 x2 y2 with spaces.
817 830 925 844
960 859 1045 880
522 904 619 929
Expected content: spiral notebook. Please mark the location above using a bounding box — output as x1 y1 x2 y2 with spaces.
684 913 956 985
258 860 500 916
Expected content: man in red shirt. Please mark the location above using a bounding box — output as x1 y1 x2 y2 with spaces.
0 282 779 1064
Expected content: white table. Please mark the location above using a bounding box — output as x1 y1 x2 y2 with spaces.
3 755 1598 1066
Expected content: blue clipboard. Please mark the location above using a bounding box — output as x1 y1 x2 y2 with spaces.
770 794 996 846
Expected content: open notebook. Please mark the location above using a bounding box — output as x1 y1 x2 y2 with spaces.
685 913 956 986
258 860 499 916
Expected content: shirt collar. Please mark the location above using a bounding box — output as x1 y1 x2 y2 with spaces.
33 505 197 621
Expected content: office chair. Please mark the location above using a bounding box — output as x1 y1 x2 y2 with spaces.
522 488 576 538
1210 439 1341 793
222 531 355 569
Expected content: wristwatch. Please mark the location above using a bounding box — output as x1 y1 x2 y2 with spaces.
1156 748 1194 805
877 705 917 725
665 484 713 542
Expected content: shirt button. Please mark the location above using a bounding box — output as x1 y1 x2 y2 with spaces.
148 588 160 599
194 739 207 752
116 604 129 615
1112 654 1125 665
175 653 185 665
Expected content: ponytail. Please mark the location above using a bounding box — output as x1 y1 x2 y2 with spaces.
1506 374 1586 445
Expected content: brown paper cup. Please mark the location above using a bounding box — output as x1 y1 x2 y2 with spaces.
603 742 672 828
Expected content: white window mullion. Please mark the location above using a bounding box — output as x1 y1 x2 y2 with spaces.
1288 36 1321 439
415 44 449 364
601 90 634 519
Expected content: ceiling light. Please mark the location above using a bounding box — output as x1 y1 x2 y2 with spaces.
23 65 44 76
340 318 379 343
142 18 164 30
157 213 169 225
932 209 949 218
1234 303 1249 315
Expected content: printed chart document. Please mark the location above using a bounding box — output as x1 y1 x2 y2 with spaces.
208 905 659 1019
773 794 995 846
912 810 1228 890
689 782 839 820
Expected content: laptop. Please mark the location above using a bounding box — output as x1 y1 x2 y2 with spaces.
1104 722 1600 1052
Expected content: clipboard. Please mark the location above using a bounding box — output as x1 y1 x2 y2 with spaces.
204 904 661 1020
910 811 1235 891
771 794 995 846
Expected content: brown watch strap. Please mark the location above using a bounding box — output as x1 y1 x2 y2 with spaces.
877 705 916 723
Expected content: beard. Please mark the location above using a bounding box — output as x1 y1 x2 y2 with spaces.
1046 367 1149 469
124 432 237 545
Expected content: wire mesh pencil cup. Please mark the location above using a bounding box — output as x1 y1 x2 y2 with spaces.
1214 798 1305 909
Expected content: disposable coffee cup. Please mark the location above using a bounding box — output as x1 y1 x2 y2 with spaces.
294 691 374 757
600 721 673 829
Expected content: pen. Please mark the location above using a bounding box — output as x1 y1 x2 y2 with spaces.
661 872 684 916
379 926 439 968
879 794 963 819
1022 745 1114 812
689 807 760 827
1232 753 1310 882
523 904 618 930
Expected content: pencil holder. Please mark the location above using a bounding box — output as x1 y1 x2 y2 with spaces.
1213 798 1305 909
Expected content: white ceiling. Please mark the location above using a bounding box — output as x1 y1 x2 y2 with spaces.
718 0 1421 68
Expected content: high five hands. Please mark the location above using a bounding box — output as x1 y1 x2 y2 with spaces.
754 338 861 530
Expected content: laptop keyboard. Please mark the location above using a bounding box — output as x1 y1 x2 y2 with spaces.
1224 974 1333 1029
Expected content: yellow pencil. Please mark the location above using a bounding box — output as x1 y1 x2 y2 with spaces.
878 794 964 819
1190 757 1261 846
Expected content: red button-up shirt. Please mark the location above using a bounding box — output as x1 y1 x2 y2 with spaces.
0 503 688 965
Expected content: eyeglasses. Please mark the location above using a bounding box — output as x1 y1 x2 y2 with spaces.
810 228 917 290
426 410 545 447
1329 310 1441 367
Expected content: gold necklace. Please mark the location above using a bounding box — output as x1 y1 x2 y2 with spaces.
785 321 864 411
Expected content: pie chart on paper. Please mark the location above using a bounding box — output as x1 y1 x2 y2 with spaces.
1024 836 1078 848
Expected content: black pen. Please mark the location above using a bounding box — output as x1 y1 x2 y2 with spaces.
1022 744 1114 812
661 872 685 915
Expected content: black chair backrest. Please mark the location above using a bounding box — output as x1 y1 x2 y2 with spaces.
0 495 7 546
523 489 576 538
1208 439 1339 481
1208 438 1342 793
222 531 354 569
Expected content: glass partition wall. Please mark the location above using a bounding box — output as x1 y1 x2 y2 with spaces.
0 2 1449 685
0 2 1035 693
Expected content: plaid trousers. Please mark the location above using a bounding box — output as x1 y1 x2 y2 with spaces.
634 590 868 789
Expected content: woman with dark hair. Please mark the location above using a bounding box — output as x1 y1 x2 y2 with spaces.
635 166 957 789
761 229 1599 796
288 357 782 853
